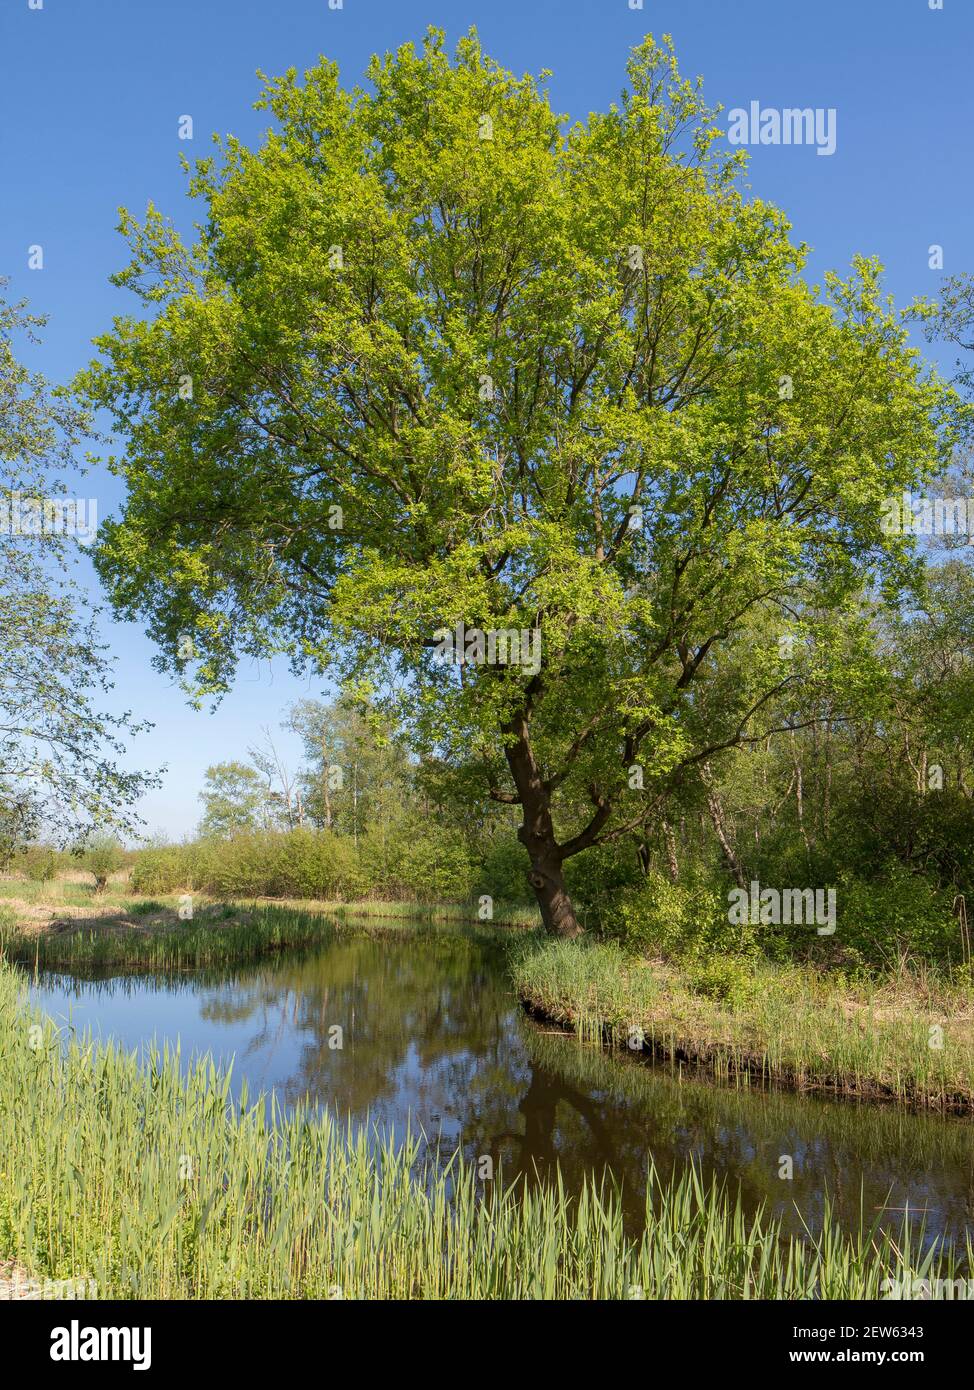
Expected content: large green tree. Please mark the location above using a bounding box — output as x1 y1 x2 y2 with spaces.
80 32 949 934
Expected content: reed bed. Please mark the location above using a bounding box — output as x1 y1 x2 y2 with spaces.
0 962 965 1300
511 937 974 1114
0 895 535 973
0 906 340 973
0 908 517 974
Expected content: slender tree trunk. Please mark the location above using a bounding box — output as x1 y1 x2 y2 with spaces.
504 714 583 938
662 818 680 882
823 723 832 836
790 732 811 869
321 734 333 829
699 761 746 891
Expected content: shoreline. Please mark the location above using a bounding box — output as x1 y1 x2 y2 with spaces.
4 881 973 1120
517 993 974 1118
1 958 965 1300
511 939 974 1119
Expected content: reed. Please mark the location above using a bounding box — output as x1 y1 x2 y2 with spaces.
0 906 339 973
510 936 974 1113
0 962 965 1300
0 893 536 973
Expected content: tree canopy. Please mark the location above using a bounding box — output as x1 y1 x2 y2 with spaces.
79 31 952 932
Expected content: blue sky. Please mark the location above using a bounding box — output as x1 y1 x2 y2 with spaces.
2 0 971 840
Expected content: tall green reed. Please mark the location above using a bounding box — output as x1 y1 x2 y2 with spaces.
0 962 964 1300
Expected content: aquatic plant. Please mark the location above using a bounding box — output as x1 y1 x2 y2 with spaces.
0 962 965 1300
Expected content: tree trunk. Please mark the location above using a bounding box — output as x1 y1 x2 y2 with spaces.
526 852 583 938
662 818 680 882
790 732 811 870
321 734 333 829
505 712 583 938
699 761 746 891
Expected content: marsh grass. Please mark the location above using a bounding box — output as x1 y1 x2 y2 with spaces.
511 937 974 1113
0 962 964 1300
0 877 537 970
0 901 520 973
0 905 340 972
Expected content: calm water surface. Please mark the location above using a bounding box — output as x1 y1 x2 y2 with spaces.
24 928 974 1250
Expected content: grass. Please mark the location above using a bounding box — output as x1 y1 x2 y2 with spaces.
0 873 537 972
510 936 974 1114
0 872 127 906
0 876 538 923
306 896 537 927
0 904 342 972
0 898 522 972
0 959 966 1300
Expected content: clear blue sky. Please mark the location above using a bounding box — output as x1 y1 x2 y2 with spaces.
2 0 971 840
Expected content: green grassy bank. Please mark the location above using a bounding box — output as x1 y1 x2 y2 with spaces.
0 903 344 973
510 936 974 1115
0 961 965 1300
0 881 535 973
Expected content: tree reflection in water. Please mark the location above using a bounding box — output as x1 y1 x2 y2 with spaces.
27 933 974 1255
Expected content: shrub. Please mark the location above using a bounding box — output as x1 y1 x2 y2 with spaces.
82 835 124 893
404 824 477 902
830 867 958 969
564 839 644 907
478 835 534 904
131 824 485 905
600 871 749 962
260 827 365 899
132 830 367 901
23 847 57 883
130 846 197 894
686 956 759 1007
361 820 477 903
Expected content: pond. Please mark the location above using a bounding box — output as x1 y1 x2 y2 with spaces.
24 926 974 1253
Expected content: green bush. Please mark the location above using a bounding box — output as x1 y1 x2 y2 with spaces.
260 827 365 899
23 847 57 883
686 955 759 1007
82 834 124 893
128 851 163 894
130 846 198 894
832 867 958 968
600 871 751 962
360 820 477 903
478 835 533 904
564 839 645 907
131 830 367 901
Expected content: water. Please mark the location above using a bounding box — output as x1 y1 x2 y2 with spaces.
24 927 974 1250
